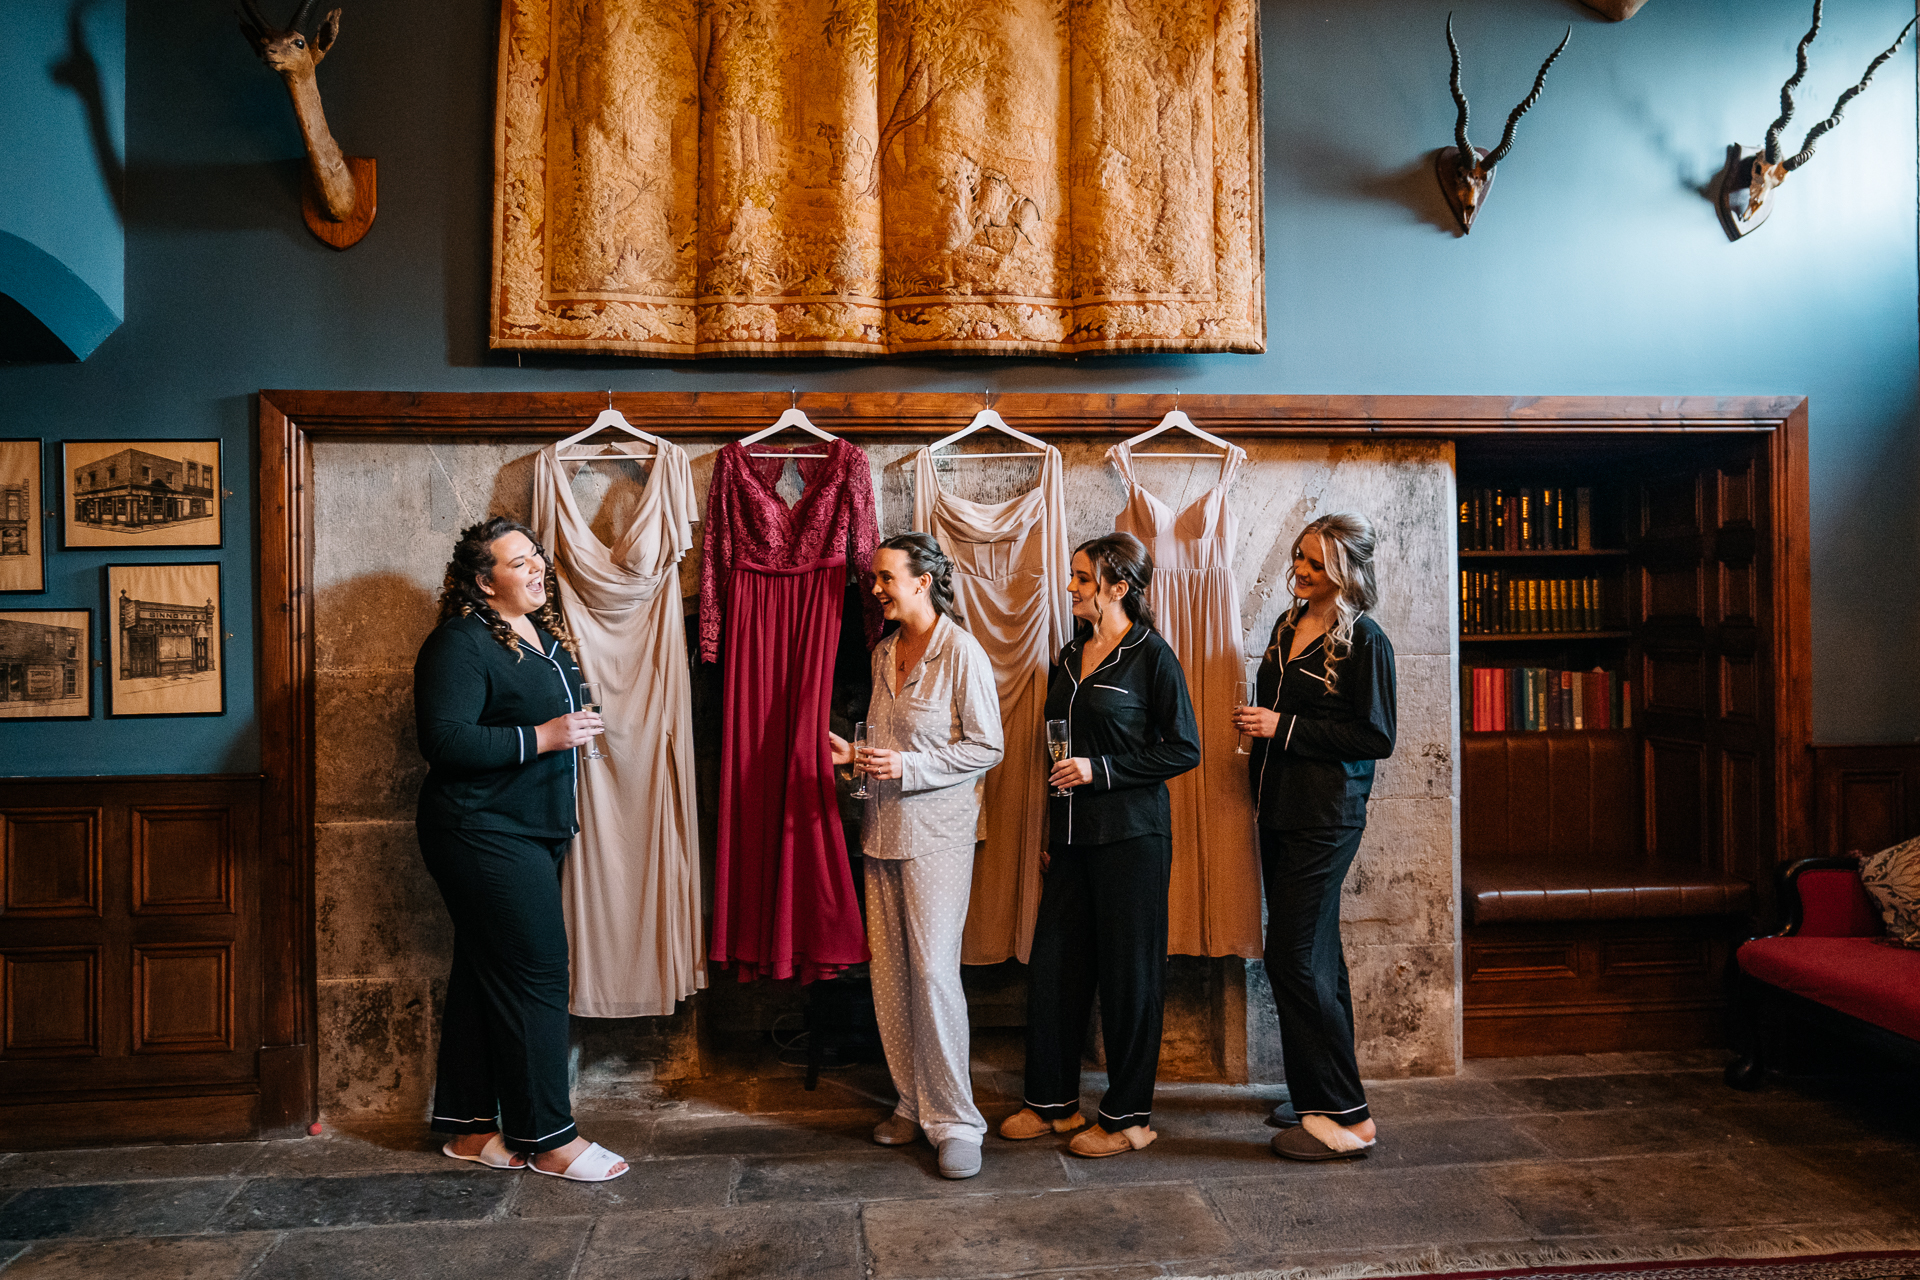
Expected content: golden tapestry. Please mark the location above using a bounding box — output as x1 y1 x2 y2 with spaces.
491 0 1264 357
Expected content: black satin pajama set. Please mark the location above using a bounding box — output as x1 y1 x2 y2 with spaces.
414 613 583 1155
1247 612 1397 1125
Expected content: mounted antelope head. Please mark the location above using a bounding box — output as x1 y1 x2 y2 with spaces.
1714 0 1917 240
236 0 377 249
1435 16 1571 235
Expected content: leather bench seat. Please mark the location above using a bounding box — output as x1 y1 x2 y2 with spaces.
1465 857 1753 924
1462 731 1753 925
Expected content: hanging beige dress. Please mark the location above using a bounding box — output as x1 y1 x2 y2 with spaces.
913 447 1072 965
1107 442 1263 959
533 440 707 1016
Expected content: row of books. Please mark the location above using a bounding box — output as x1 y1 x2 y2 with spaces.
1464 666 1631 732
1461 572 1611 634
1460 486 1594 551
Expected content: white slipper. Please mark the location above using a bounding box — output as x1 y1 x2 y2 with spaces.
441 1133 524 1169
528 1141 629 1182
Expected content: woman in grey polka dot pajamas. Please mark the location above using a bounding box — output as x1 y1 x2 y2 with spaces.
830 533 1004 1179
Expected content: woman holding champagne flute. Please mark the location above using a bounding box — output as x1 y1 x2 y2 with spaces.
412 516 629 1181
829 533 1003 1179
1001 533 1200 1158
1233 513 1396 1162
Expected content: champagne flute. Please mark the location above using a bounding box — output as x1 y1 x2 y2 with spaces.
579 682 608 760
1046 719 1072 798
850 721 871 799
1234 679 1255 756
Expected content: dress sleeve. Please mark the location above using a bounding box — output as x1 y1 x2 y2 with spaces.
1090 643 1201 792
900 632 1005 794
414 627 538 771
1280 626 1397 762
847 446 883 648
698 447 733 664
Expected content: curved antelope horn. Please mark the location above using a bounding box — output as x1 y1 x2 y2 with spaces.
237 0 274 36
1782 15 1917 171
289 0 319 32
1764 0 1822 165
1447 14 1473 161
1483 28 1570 168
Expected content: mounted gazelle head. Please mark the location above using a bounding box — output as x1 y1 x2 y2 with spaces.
1714 0 1918 240
235 0 375 247
1436 15 1571 235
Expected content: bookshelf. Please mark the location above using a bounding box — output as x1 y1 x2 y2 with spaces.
1453 433 1790 1057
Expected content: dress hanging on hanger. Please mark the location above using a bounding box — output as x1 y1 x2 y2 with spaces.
912 424 1071 965
699 416 879 982
533 434 707 1015
1107 434 1264 960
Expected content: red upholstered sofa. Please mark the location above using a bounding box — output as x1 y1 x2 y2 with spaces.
1725 857 1920 1088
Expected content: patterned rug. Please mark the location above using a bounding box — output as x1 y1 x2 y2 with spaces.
1177 1248 1920 1280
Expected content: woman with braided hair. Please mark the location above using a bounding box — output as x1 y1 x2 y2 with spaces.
828 532 1003 1179
413 516 628 1182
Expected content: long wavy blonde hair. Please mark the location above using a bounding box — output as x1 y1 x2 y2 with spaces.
1278 512 1379 692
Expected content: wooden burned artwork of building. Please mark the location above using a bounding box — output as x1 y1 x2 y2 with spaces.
118 590 217 679
72 449 216 530
1 482 28 556
0 616 83 704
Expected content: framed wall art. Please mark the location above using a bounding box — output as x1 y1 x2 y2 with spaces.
0 608 92 720
104 562 225 718
62 439 224 549
0 439 45 592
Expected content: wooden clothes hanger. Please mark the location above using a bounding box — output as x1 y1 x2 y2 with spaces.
738 392 837 458
1121 393 1236 459
555 393 660 461
925 392 1050 460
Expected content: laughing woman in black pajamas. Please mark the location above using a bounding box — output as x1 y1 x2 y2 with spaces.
1234 513 1396 1162
414 515 627 1182
999 532 1200 1159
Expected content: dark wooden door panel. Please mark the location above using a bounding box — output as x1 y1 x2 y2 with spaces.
0 776 262 1146
3 810 102 918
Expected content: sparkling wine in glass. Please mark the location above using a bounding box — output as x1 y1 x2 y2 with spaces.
1234 679 1255 756
1046 719 1072 798
851 722 871 799
579 683 608 760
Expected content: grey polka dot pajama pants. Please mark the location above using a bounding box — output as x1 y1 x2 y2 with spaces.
865 842 987 1146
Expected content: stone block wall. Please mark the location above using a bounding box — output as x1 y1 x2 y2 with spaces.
311 435 1457 1118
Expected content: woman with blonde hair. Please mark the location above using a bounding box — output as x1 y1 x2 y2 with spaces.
1232 513 1396 1162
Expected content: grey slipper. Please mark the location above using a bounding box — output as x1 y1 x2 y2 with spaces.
873 1114 921 1146
937 1138 982 1179
1271 1124 1371 1162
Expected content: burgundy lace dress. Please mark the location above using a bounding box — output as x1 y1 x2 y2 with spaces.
699 439 880 981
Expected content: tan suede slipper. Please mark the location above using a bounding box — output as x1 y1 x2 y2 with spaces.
998 1108 1087 1140
1067 1124 1157 1158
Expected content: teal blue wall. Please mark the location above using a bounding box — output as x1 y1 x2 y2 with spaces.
1 0 1915 775
0 0 125 358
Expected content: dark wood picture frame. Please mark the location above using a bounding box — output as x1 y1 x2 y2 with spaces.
243 390 1812 1137
0 437 46 593
62 438 225 550
104 561 226 718
0 607 92 719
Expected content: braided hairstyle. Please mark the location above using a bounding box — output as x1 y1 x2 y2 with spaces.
876 532 964 625
1074 532 1158 634
436 515 579 660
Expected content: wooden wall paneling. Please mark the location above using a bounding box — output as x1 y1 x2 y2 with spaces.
0 776 261 1149
258 392 1815 1094
1811 744 1920 857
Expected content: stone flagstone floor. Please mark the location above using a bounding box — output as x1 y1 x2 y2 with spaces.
2 1037 1917 1280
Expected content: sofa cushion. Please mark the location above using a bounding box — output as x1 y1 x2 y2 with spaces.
1465 858 1753 924
1859 837 1920 948
1795 867 1885 938
1737 935 1920 1043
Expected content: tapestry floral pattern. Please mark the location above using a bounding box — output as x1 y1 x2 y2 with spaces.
491 0 1264 357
